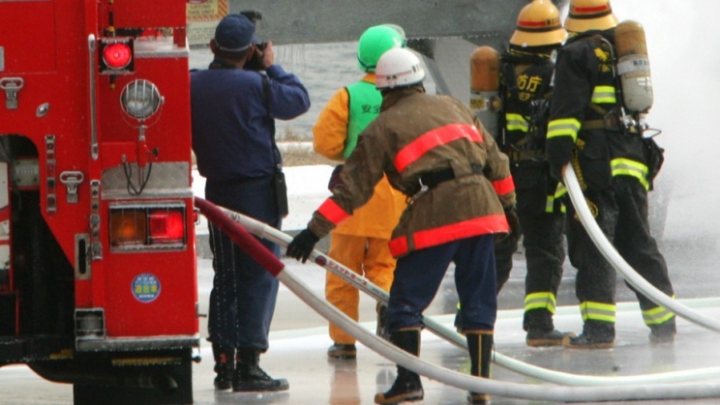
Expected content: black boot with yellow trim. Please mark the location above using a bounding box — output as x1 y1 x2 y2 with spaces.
466 330 493 405
374 328 424 404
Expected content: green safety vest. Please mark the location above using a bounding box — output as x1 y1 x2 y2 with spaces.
342 80 382 159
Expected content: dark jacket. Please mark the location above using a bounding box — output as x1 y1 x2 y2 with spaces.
499 49 560 214
499 49 554 152
191 61 310 182
546 31 656 191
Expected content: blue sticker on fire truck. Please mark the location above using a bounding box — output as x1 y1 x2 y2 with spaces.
132 273 161 303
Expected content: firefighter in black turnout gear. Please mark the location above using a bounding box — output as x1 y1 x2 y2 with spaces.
546 0 676 349
497 0 574 347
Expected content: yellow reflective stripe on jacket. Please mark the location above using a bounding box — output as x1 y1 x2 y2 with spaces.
505 113 529 132
579 301 616 323
642 302 675 326
611 158 650 190
591 85 617 104
547 118 581 141
524 292 557 314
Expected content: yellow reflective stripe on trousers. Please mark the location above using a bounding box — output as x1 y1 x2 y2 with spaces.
591 85 617 104
545 195 555 213
505 113 529 132
611 158 650 190
643 301 676 326
546 183 568 213
579 301 616 323
524 292 557 314
547 118 580 141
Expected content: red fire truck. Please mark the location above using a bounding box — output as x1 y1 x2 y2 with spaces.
0 1 198 404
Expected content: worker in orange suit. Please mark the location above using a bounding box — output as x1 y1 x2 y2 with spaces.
312 24 408 360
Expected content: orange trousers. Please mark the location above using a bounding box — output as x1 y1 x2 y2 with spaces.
326 233 396 344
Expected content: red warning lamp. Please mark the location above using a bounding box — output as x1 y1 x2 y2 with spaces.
99 37 134 74
149 209 185 244
104 43 132 68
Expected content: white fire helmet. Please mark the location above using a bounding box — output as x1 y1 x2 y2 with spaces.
375 48 425 90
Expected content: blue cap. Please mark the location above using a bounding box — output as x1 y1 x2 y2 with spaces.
214 14 258 52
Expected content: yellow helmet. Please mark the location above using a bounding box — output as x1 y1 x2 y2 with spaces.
510 0 567 47
565 0 619 33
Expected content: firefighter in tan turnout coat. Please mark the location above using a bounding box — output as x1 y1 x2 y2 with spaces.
287 48 518 405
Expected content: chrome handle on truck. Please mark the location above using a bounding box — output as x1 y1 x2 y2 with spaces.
0 77 23 109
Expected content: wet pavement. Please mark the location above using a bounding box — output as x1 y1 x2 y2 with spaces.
3 234 720 405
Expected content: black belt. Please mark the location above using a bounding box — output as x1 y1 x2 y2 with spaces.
583 114 620 130
509 149 545 162
416 165 483 192
419 168 455 189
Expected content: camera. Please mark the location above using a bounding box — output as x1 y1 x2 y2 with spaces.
245 42 267 71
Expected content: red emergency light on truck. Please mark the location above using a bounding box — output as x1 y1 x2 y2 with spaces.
0 1 199 404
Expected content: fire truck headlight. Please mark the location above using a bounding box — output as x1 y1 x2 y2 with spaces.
120 79 163 121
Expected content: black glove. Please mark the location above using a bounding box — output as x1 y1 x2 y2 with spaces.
549 162 565 183
502 206 521 245
327 164 344 191
286 228 320 263
505 205 521 240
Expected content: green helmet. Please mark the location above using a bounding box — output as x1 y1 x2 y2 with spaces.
357 25 406 73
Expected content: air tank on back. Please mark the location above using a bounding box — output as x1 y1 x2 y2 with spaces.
469 46 501 138
615 20 653 113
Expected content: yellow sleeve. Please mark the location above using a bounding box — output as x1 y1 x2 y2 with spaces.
312 87 350 162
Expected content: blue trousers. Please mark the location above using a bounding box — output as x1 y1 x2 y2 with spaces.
205 176 281 351
388 234 497 333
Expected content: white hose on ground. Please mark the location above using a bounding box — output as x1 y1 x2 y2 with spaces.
217 205 720 386
563 166 720 332
196 197 720 401
278 263 720 402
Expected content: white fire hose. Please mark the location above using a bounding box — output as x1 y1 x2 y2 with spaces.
196 197 720 401
216 204 720 386
563 166 720 332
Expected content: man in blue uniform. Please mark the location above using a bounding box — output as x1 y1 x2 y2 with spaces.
191 14 310 391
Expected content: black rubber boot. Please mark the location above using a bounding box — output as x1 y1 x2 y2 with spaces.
649 316 676 344
466 331 493 405
212 343 234 391
233 348 289 392
327 343 357 359
526 329 575 347
564 333 614 349
563 321 615 349
374 328 424 404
